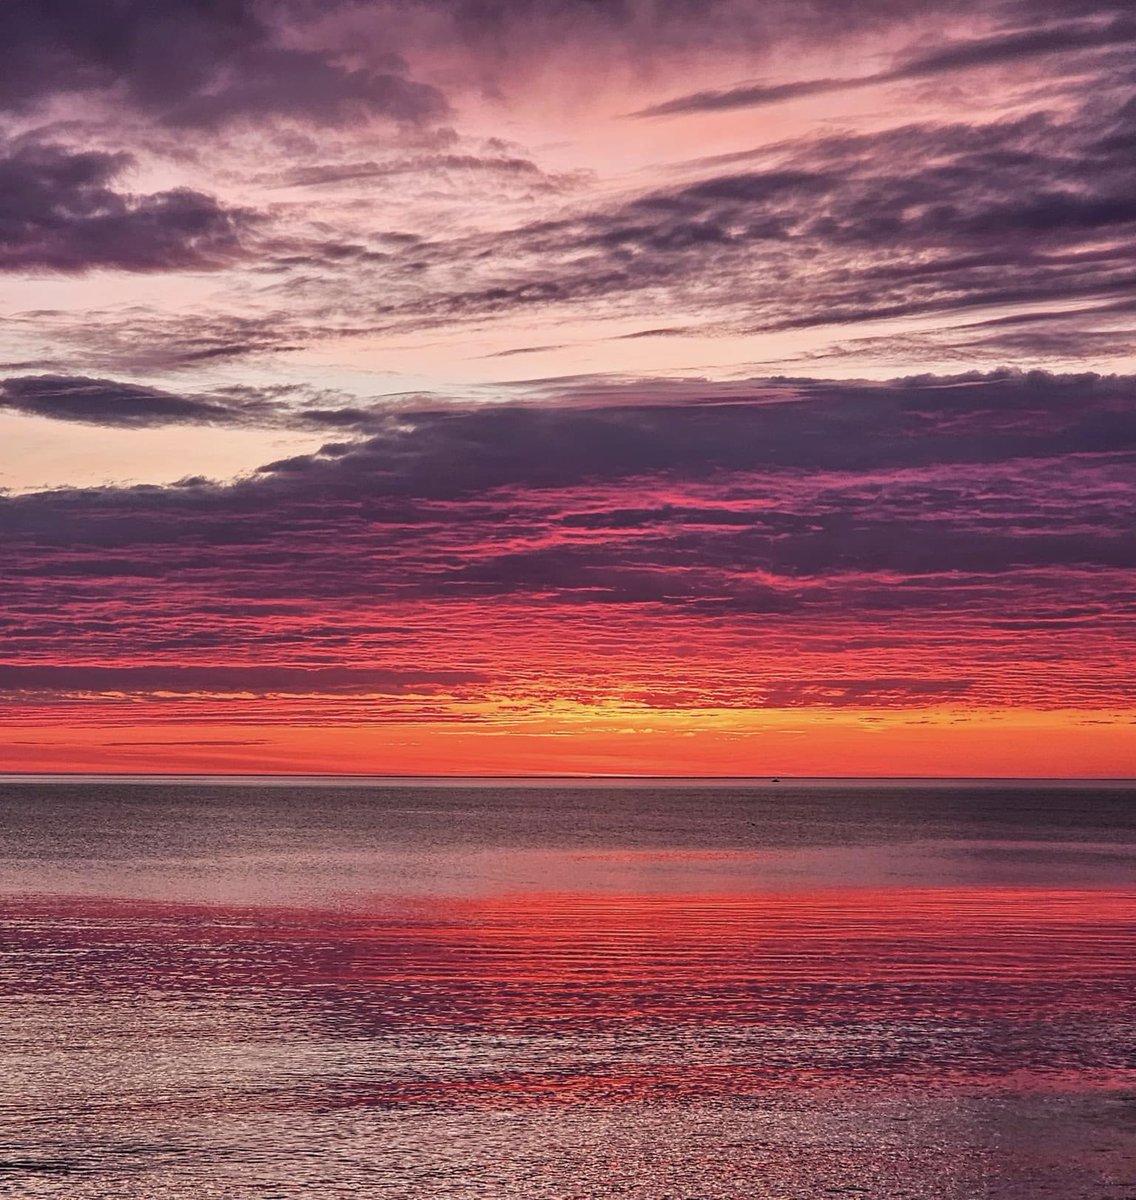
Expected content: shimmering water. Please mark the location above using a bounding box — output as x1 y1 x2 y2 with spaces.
2 779 1135 1198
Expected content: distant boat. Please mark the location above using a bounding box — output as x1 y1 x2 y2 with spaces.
771 777 781 783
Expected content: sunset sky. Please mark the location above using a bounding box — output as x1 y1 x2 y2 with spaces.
2 0 1134 775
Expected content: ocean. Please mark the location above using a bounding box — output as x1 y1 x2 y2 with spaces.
1 778 1134 1198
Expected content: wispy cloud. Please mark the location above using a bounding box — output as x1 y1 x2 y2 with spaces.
633 14 1136 117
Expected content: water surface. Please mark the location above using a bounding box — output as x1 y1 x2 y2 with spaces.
2 780 1135 1197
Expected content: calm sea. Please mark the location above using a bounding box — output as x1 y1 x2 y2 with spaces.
2 778 1134 1198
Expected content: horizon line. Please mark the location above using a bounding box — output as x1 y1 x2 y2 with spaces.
2 771 1133 784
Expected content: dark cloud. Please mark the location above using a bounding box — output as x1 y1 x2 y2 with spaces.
0 374 406 431
1 0 1061 135
0 0 976 145
409 0 988 66
0 141 254 273
634 14 1136 117
246 371 1135 496
0 664 486 696
0 0 447 128
4 368 1134 576
613 327 696 340
162 47 447 130
896 15 1136 77
274 153 578 193
4 367 1131 486
0 375 244 427
480 344 568 359
3 373 1133 713
634 77 855 119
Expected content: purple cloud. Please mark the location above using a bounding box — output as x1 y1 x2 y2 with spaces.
634 12 1136 117
0 141 253 273
0 0 447 128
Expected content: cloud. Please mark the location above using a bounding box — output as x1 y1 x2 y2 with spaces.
633 77 859 119
272 151 578 193
0 374 470 433
0 375 376 429
247 371 1136 495
6 309 313 373
778 299 1136 369
309 83 1133 359
0 375 247 427
633 13 1136 117
480 344 568 359
760 678 975 707
0 140 254 273
0 0 447 128
3 3 1134 738
2 373 1133 717
393 0 993 73
895 14 1136 76
161 47 448 130
0 664 487 696
6 0 1132 371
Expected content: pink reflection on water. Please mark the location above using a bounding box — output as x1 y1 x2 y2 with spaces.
5 885 1135 1109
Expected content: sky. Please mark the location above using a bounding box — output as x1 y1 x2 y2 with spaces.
1 0 1134 776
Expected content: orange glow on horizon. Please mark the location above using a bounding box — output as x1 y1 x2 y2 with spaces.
3 704 1133 777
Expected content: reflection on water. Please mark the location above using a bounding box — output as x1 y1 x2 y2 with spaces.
1 781 1135 1197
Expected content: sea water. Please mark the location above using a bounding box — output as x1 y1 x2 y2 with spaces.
1 778 1134 1198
